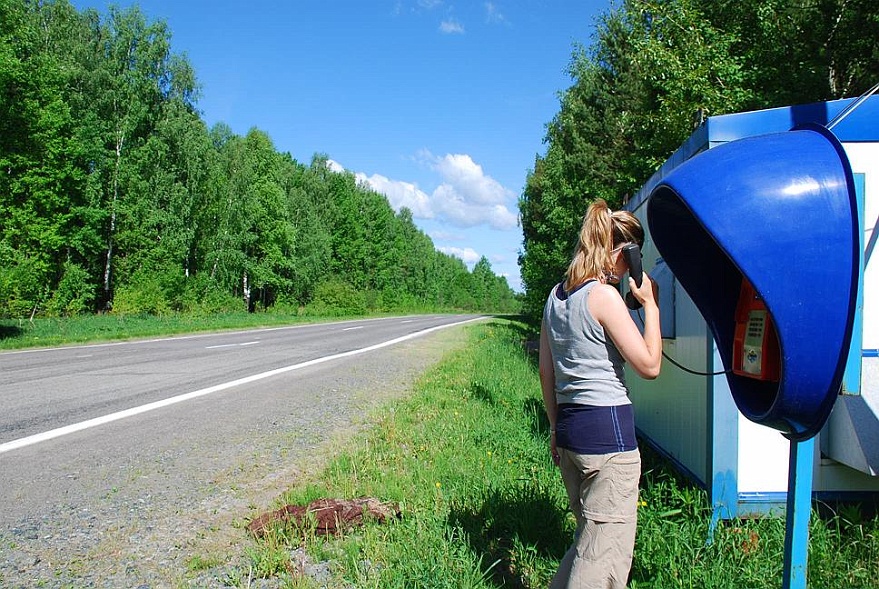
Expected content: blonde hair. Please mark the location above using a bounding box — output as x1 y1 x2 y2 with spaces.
564 199 644 291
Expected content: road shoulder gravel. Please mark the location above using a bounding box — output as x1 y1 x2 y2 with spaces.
0 324 470 588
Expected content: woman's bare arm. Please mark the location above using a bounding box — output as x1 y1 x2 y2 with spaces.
588 279 661 379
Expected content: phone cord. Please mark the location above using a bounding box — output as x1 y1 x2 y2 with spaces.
635 308 731 377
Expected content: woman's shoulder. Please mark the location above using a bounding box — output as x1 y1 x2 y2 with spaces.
587 282 620 300
585 282 626 318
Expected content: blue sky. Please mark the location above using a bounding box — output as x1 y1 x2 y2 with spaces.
72 1 610 292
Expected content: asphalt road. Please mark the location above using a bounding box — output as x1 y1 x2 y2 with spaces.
0 314 482 586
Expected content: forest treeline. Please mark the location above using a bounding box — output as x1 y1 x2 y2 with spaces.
0 0 519 319
519 0 879 326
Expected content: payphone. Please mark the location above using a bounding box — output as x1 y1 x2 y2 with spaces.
733 278 781 382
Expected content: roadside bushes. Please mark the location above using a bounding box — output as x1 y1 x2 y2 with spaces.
304 280 368 317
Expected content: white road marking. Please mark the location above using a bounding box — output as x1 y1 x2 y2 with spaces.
0 316 484 455
342 326 364 331
205 341 260 349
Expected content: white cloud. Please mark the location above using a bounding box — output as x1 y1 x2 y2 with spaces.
337 151 519 231
438 246 480 266
430 188 518 229
428 229 465 242
433 153 510 205
355 172 434 219
439 19 464 34
485 2 506 23
325 159 345 173
425 152 518 229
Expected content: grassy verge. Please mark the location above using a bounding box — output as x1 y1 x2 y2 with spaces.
243 319 879 588
0 311 385 351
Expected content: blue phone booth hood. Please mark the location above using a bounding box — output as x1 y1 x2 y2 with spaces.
647 124 859 441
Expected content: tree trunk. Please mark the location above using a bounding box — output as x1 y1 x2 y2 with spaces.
103 131 124 307
243 271 251 312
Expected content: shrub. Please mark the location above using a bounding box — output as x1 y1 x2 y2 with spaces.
304 280 367 316
111 275 171 316
46 262 94 317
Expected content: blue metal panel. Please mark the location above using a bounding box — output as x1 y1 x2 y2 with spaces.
628 96 879 213
736 492 788 517
636 429 709 489
708 96 879 143
650 258 676 338
844 173 866 394
710 342 739 522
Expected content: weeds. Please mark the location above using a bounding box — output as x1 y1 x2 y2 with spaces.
245 319 879 588
186 554 223 572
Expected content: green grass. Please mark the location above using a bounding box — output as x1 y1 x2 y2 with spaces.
7 313 876 586
0 311 369 350
243 319 879 588
186 553 224 572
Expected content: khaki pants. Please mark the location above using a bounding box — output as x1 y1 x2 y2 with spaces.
550 448 640 589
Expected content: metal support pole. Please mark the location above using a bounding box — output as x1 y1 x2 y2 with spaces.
782 437 815 589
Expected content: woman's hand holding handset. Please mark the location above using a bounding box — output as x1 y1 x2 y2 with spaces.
629 273 658 308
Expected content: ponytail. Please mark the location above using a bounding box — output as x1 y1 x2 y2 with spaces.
563 199 644 291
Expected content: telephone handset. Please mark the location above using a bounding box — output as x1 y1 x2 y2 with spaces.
732 278 781 381
622 244 643 310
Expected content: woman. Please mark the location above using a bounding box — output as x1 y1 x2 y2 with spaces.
540 199 661 588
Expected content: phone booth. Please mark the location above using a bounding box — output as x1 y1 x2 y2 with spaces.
647 124 859 440
646 123 860 588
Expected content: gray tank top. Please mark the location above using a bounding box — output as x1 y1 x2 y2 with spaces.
542 280 630 406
